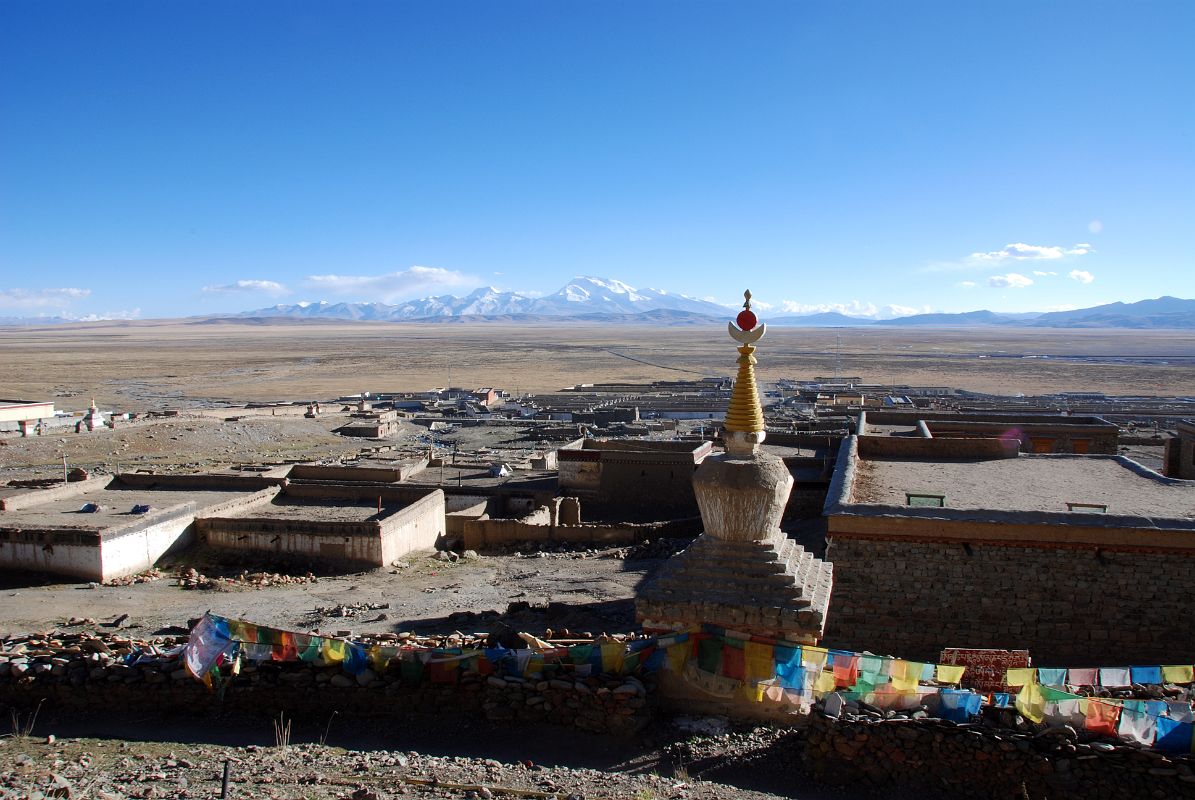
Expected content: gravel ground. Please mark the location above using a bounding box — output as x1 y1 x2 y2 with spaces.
0 715 859 800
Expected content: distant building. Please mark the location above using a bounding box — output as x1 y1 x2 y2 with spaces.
336 407 401 438
557 438 714 517
859 409 1119 454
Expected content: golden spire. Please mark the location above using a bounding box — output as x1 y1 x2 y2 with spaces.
724 290 766 436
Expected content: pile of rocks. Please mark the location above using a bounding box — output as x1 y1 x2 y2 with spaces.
102 568 165 587
175 568 319 590
620 537 692 561
0 631 657 736
805 702 1195 800
313 602 389 619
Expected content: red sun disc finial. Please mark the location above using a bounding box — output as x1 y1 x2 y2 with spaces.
736 308 758 331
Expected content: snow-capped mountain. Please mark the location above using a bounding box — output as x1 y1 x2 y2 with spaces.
228 277 731 321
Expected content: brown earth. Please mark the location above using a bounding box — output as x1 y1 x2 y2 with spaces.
3 321 1194 412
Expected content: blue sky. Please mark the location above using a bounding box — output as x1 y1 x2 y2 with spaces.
2 1 1192 320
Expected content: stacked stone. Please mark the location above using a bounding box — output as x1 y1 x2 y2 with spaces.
0 631 654 736
638 531 832 638
805 707 1195 800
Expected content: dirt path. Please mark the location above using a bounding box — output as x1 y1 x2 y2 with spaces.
0 548 659 639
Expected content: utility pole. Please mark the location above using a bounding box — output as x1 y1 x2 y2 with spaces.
62 454 68 483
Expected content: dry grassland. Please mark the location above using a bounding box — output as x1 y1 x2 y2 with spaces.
2 320 1193 410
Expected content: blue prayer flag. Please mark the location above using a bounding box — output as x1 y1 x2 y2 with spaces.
1130 666 1163 685
939 689 983 722
1037 668 1067 686
1156 717 1194 753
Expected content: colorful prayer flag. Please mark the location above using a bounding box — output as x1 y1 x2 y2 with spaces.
936 664 966 684
1162 665 1195 684
1085 699 1120 736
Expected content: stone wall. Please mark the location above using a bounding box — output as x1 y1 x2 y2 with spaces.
0 476 108 511
822 536 1195 664
1170 422 1195 480
804 711 1195 800
377 490 446 564
0 640 653 736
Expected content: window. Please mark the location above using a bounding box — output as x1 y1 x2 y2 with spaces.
1072 439 1090 454
906 493 946 507
1031 438 1055 453
1066 502 1107 514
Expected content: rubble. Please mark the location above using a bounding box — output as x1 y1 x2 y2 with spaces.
175 568 319 590
102 568 165 587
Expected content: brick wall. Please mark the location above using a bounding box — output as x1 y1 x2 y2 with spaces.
823 536 1195 665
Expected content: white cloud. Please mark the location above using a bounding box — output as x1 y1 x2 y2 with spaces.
988 273 1034 288
304 265 480 303
1031 270 1057 277
69 308 142 322
969 242 1094 262
776 300 928 320
957 280 977 288
0 287 91 309
1068 269 1095 284
1045 304 1077 312
203 279 288 295
781 300 877 318
884 304 930 318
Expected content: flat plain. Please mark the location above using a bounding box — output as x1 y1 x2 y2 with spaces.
3 320 1194 410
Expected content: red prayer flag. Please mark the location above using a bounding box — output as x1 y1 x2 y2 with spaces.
1085 699 1120 736
722 645 745 681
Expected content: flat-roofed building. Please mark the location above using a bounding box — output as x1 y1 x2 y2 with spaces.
823 434 1195 664
557 438 714 518
0 473 281 581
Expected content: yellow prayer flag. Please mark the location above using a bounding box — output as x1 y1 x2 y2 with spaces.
802 646 828 669
322 638 346 663
888 659 913 681
814 670 837 693
666 643 689 673
936 664 966 684
1163 665 1195 684
740 683 765 702
744 642 774 683
890 675 919 693
600 642 624 674
1005 667 1035 687
1016 681 1046 724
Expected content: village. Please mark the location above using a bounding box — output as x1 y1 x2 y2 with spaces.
2 308 1195 800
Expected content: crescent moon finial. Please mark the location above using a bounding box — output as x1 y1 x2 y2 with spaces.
728 321 766 344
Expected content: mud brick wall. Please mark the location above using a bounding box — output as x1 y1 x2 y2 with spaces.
823 537 1195 665
804 712 1195 800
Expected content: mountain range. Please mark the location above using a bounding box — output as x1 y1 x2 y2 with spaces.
232 277 730 322
222 278 1195 330
3 276 1193 329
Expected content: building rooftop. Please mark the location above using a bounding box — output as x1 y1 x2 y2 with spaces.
851 454 1195 518
0 482 251 531
225 496 388 523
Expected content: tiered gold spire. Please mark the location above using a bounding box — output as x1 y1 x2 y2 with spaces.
724 290 766 435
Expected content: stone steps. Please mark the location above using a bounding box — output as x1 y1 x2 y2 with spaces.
637 529 836 638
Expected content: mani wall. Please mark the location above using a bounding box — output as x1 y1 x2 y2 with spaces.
822 436 1195 665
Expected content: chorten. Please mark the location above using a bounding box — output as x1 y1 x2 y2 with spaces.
636 291 833 643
